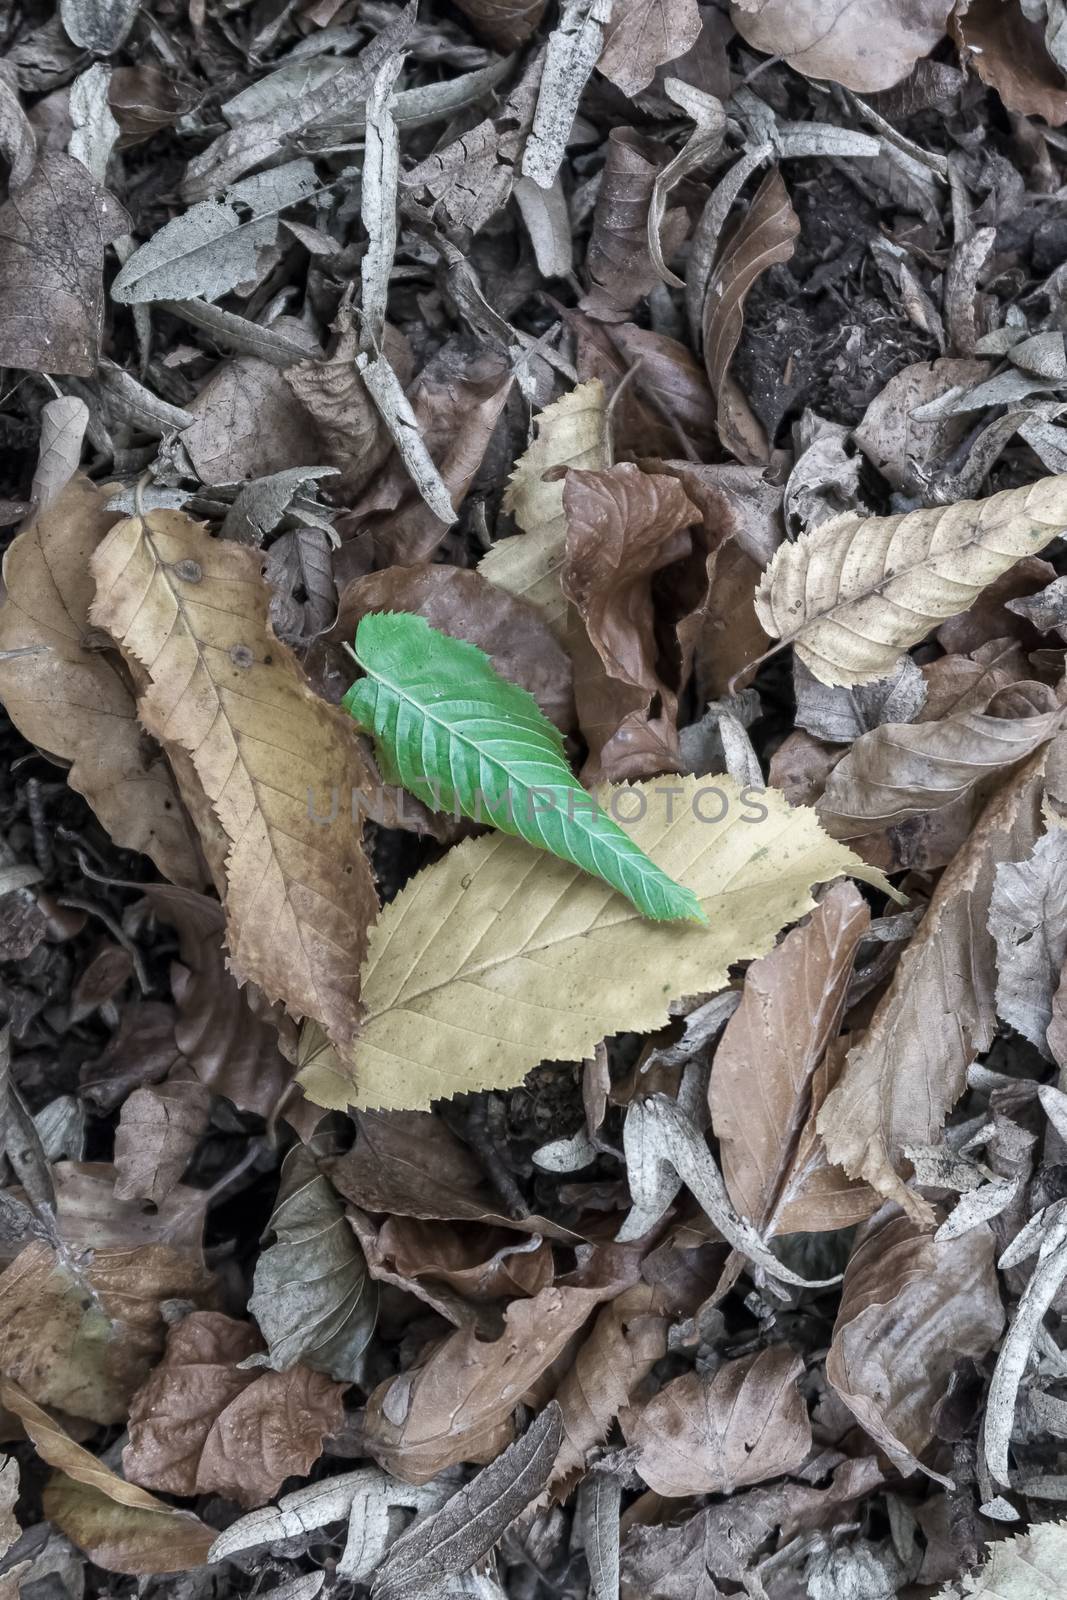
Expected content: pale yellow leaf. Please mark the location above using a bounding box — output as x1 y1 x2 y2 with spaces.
755 473 1067 687
90 510 378 1045
304 775 893 1112
478 379 608 632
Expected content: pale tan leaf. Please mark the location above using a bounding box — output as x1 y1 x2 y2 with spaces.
817 747 1054 1225
479 379 609 634
730 0 954 93
0 476 204 888
709 881 878 1236
113 1073 212 1206
307 775 891 1113
755 474 1067 688
89 510 378 1045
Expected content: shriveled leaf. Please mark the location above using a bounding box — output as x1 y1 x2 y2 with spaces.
0 1457 17 1560
702 166 800 465
826 1211 1004 1481
991 829 1067 1059
451 0 547 50
113 1073 212 1206
853 356 990 495
0 477 204 889
245 1148 376 1383
731 0 954 93
756 473 1067 688
480 379 609 633
598 0 701 97
307 774 890 1112
183 352 324 485
710 882 878 1236
581 130 687 320
284 312 394 499
0 1378 216 1577
90 510 378 1046
818 746 1053 1225
621 1345 811 1497
934 1518 1067 1600
122 1311 347 1510
344 612 704 923
953 0 1067 126
372 1404 563 1600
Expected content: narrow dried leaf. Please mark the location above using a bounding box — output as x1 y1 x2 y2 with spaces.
90 510 378 1045
756 474 1067 688
356 350 458 527
985 1204 1067 1487
731 0 953 93
826 1211 1004 1481
480 379 609 633
522 0 612 189
710 882 878 1236
818 747 1052 1224
307 775 890 1112
991 829 1067 1058
598 0 702 97
0 477 204 889
622 1345 811 1497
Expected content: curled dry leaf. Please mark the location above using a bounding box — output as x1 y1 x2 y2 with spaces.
826 1210 1004 1481
818 745 1054 1225
731 0 953 93
562 463 700 782
0 477 204 890
952 0 1067 127
581 130 688 320
284 313 395 501
90 510 378 1046
0 1378 216 1577
597 0 702 97
305 776 890 1112
709 881 879 1237
122 1311 347 1510
621 1344 812 1498
702 166 800 465
991 828 1067 1058
755 473 1067 688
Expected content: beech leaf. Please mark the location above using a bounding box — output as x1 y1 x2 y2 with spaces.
755 473 1067 687
344 611 705 924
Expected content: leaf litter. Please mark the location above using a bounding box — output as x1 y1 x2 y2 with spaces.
7 5 1067 1599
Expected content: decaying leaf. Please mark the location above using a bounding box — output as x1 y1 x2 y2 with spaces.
581 130 687 320
598 0 702 97
756 474 1067 687
90 509 378 1045
621 1344 812 1497
522 0 612 189
122 1311 347 1509
0 476 204 889
731 0 954 93
953 0 1067 127
304 775 890 1111
183 353 324 485
113 1073 212 1206
991 828 1067 1058
826 1210 1004 1481
0 1457 17 1560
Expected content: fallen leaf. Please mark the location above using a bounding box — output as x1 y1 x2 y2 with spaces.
450 0 547 49
755 473 1067 687
370 1215 554 1307
826 1210 1004 1480
113 1073 213 1207
0 477 204 889
0 1378 216 1577
522 0 613 190
283 312 398 500
581 130 687 320
0 152 128 375
853 357 990 494
702 166 800 464
108 63 201 147
709 882 878 1236
306 775 890 1112
991 828 1067 1058
31 395 89 514
598 0 701 97
933 1518 1067 1600
372 1403 564 1600
90 510 379 1046
818 745 1054 1225
266 526 337 646
731 0 954 93
794 656 928 745
561 463 701 782
333 563 575 734
479 379 609 633
0 1457 17 1559
953 0 1067 127
608 325 718 454
183 353 324 485
621 1344 812 1497
122 1310 347 1509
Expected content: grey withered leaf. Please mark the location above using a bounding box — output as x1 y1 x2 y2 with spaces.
247 1147 378 1383
371 1403 564 1600
61 0 141 52
991 828 1067 1058
794 657 927 745
0 154 128 376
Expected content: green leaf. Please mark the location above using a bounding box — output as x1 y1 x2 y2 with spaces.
342 612 706 924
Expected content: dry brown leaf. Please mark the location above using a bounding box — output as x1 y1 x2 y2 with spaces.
826 1210 1004 1480
702 166 800 465
581 129 688 321
818 745 1055 1225
283 312 402 500
332 562 576 734
0 1379 216 1577
123 1311 347 1509
90 511 378 1047
451 0 546 49
0 476 204 889
562 463 701 782
479 379 609 633
182 353 324 485
853 357 990 494
731 0 953 93
709 882 879 1236
597 0 701 96
113 1072 213 1207
621 1344 812 1497
372 1216 555 1303
953 0 1067 126
305 776 891 1113
755 473 1067 688
362 1275 626 1482
608 325 717 455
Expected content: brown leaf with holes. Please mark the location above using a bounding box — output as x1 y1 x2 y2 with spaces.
123 1311 346 1509
90 512 378 1047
